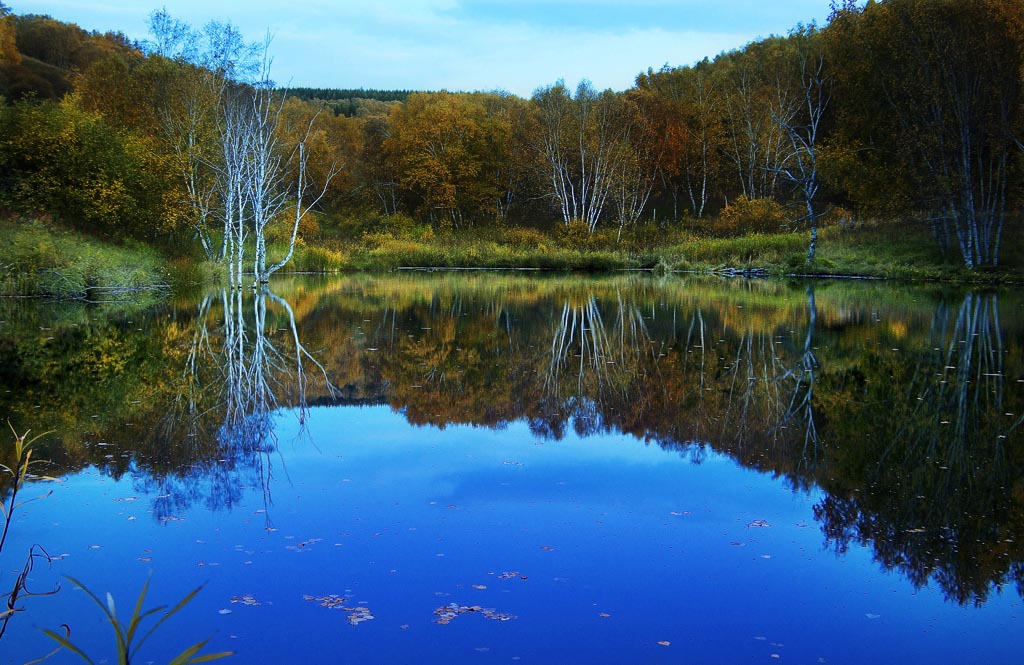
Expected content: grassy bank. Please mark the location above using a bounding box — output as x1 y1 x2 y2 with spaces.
3 216 1021 300
0 217 171 299
281 220 1024 284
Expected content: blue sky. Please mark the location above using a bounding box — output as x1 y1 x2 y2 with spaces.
16 1 831 96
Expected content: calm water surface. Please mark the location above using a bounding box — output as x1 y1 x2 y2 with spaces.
1 274 1022 664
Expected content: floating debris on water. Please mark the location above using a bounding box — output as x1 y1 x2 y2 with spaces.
231 594 261 607
303 595 375 626
286 538 323 552
303 594 348 609
433 603 516 625
346 607 375 626
747 519 771 528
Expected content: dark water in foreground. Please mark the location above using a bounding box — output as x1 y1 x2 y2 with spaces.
1 273 1022 664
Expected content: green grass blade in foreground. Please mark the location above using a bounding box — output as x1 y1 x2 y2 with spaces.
44 577 232 665
40 626 95 665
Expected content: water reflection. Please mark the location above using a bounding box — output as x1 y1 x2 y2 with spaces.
1 275 1022 607
815 291 1023 605
147 286 337 523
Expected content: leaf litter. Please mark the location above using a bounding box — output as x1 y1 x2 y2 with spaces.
433 603 516 625
303 594 375 626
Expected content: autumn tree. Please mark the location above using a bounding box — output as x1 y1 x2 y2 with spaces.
532 80 633 232
478 92 540 226
385 92 495 228
826 0 1023 267
0 3 20 66
610 91 661 238
717 38 800 203
0 95 178 240
635 61 724 221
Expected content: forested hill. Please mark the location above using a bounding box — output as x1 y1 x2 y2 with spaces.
0 12 137 100
281 87 420 117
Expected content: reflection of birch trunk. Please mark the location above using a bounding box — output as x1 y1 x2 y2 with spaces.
546 295 643 393
544 293 650 432
165 286 337 516
721 329 786 450
775 285 820 465
266 289 339 425
888 293 1013 470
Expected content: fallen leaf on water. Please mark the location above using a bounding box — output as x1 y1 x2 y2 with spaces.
346 607 375 626
303 595 375 625
303 594 347 609
433 602 516 625
747 519 771 528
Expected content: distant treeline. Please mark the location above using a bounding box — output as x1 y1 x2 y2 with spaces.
284 88 416 103
282 88 419 117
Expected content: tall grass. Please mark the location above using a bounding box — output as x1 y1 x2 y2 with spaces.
1 425 57 641
0 218 169 298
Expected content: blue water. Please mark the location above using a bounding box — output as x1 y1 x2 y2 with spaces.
6 404 1021 664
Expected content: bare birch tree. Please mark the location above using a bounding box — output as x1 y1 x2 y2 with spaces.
773 27 830 262
242 44 342 284
533 81 631 232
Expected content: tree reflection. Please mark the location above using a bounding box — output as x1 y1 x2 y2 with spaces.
813 292 1023 605
542 292 652 438
775 285 820 469
145 285 336 522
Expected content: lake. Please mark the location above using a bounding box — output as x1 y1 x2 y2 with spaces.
1 273 1022 664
